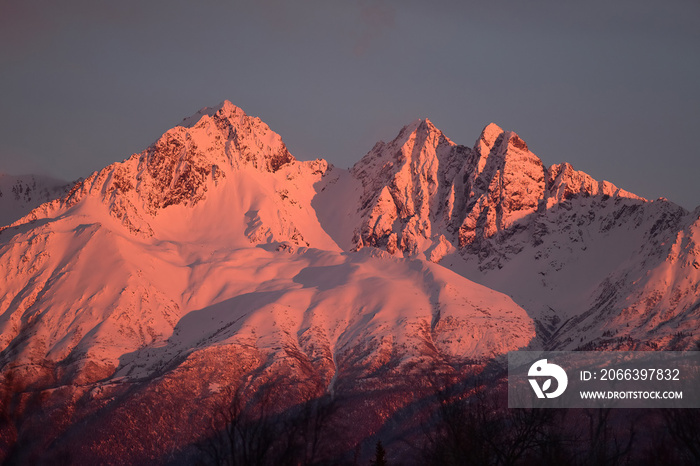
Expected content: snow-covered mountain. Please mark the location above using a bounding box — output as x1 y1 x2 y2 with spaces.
0 101 698 464
0 173 72 227
328 117 699 352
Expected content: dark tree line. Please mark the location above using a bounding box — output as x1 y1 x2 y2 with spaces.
195 370 700 466
198 380 339 466
661 409 700 464
421 381 568 466
0 368 74 466
0 370 19 464
5 364 699 465
421 378 700 466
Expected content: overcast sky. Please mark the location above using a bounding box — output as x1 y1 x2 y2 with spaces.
1 1 698 208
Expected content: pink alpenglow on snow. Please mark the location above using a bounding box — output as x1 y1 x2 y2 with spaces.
0 102 698 464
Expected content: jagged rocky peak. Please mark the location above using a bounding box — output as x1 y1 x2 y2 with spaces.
124 102 296 218
352 118 453 179
399 117 448 143
455 124 546 248
463 123 543 189
350 117 652 262
352 117 464 256
545 162 645 206
11 102 299 236
474 122 504 154
124 102 296 191
470 124 643 206
471 123 536 164
171 100 296 172
179 99 246 127
352 120 559 257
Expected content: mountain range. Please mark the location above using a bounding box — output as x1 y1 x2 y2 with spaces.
1 101 698 464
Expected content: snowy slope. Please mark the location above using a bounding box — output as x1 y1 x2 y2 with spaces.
0 102 533 389
322 119 700 351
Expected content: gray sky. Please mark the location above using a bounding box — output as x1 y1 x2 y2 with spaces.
1 1 698 208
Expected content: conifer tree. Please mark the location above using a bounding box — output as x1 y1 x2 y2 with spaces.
370 440 387 466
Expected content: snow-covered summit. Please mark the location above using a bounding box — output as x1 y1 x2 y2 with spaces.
6 101 300 237
475 122 504 152
348 118 648 260
350 115 461 256
179 99 246 127
546 162 644 207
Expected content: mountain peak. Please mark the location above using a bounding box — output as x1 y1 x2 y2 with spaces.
546 162 646 204
13 102 298 236
469 123 536 174
400 117 443 134
478 122 504 148
216 99 243 114
180 100 246 127
416 118 444 136
398 118 436 138
354 118 454 171
390 118 454 152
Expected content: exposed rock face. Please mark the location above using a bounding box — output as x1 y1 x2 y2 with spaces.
546 162 642 207
14 102 297 237
455 125 547 251
350 121 645 262
343 118 699 357
351 119 462 256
